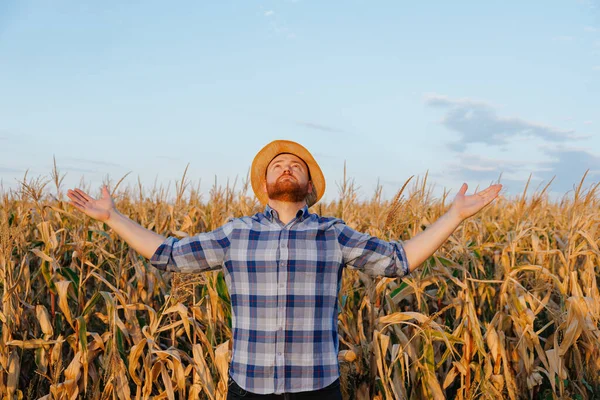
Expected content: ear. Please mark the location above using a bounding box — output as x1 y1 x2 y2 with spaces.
262 181 268 194
308 180 313 194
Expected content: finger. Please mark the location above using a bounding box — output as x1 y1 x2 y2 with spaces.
68 199 86 211
75 189 93 202
481 183 500 192
459 183 468 195
68 190 88 204
477 184 502 198
485 184 503 197
101 185 111 199
482 188 502 204
66 190 82 202
476 186 495 197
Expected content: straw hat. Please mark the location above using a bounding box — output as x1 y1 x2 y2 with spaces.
251 140 325 207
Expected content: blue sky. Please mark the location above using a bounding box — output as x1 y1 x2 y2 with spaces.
1 0 599 202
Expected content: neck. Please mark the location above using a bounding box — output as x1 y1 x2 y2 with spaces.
267 200 306 224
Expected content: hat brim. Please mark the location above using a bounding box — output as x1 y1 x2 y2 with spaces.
251 140 325 207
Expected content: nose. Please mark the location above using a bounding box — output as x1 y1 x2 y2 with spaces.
279 165 295 181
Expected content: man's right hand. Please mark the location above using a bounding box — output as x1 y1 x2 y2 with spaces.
67 186 116 222
66 185 166 260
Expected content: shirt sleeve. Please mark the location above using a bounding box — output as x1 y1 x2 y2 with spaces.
149 222 234 273
333 221 410 278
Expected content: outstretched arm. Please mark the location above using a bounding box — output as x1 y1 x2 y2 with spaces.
403 183 502 273
67 186 166 259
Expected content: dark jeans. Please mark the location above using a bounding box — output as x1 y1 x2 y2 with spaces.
226 375 343 400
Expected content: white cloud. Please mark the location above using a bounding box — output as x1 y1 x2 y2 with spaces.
593 65 600 71
260 6 296 39
268 20 296 39
439 153 530 192
583 121 593 125
463 165 498 172
536 147 600 192
424 93 492 108
553 35 575 42
59 157 124 168
584 26 598 33
438 146 600 195
576 0 599 9
0 166 26 173
296 121 347 134
425 93 579 152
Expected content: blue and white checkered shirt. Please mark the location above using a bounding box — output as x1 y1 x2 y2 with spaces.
149 204 409 394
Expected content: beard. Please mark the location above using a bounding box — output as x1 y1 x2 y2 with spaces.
266 176 310 203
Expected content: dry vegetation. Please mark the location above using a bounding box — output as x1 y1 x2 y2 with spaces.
1 164 599 399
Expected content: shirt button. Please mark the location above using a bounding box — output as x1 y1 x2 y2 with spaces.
277 352 282 356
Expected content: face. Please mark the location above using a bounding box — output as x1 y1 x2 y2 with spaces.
264 153 313 203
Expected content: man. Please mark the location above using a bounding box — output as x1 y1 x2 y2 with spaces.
67 140 502 399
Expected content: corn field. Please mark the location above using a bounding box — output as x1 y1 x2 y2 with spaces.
1 165 599 399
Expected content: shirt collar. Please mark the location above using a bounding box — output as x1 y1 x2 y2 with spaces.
264 204 310 222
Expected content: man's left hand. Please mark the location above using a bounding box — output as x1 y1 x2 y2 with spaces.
450 183 503 221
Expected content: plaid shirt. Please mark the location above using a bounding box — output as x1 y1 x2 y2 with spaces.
149 204 409 394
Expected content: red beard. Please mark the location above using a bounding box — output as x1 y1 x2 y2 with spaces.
266 175 309 203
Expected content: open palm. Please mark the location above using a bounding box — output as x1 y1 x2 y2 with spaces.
67 186 115 222
451 183 502 220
